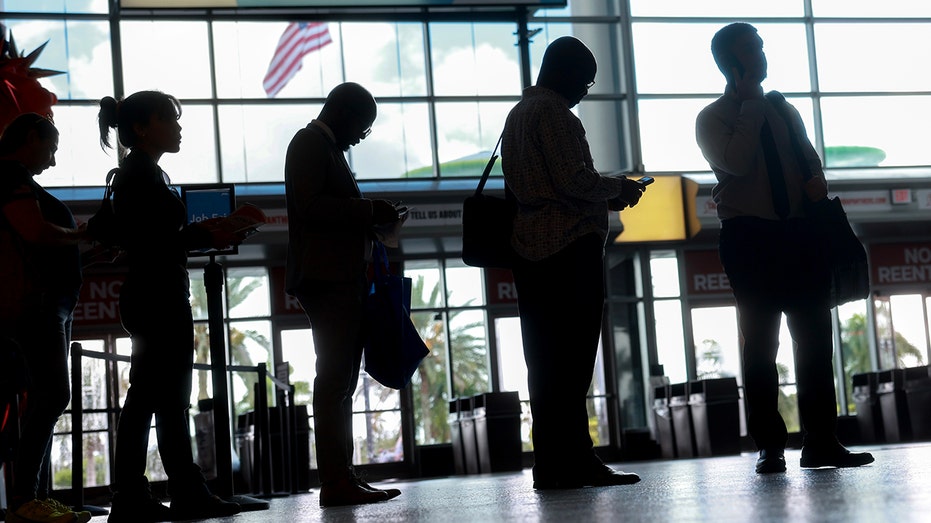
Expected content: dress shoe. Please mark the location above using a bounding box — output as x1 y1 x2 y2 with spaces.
533 464 640 489
169 494 240 520
357 479 402 500
800 443 874 469
586 465 641 487
756 449 787 474
107 490 172 523
320 478 391 507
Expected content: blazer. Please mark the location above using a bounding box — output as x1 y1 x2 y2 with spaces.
284 121 375 292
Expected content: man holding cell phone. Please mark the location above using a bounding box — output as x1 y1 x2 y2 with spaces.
501 35 647 490
695 22 873 475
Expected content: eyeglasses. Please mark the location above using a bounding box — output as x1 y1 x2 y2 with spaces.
586 80 595 89
361 127 372 139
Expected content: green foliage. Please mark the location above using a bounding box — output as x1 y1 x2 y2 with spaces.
53 468 71 487
841 313 872 412
403 157 503 178
696 338 729 379
840 312 924 412
775 362 800 433
408 273 490 445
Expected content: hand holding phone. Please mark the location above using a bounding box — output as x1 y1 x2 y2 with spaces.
730 59 764 101
637 176 654 187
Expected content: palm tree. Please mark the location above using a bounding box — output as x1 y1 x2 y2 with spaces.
408 274 489 445
841 312 925 405
776 362 801 433
696 338 726 379
189 274 271 414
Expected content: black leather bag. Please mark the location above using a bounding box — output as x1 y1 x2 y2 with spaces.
805 196 871 307
461 134 518 269
766 91 870 307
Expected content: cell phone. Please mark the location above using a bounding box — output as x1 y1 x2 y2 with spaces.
729 58 746 82
637 176 654 186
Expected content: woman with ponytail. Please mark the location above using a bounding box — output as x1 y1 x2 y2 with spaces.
97 91 244 523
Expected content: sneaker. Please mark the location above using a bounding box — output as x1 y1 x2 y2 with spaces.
107 491 171 523
5 499 77 523
40 500 91 523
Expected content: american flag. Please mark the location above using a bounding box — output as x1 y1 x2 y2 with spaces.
263 22 332 98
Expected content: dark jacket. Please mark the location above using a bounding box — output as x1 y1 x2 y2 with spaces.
0 159 82 302
284 122 375 292
111 150 211 296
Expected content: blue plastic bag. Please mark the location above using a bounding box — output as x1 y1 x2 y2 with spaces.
363 242 429 389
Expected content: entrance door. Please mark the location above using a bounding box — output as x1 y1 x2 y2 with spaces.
278 327 405 468
688 305 803 437
492 315 612 451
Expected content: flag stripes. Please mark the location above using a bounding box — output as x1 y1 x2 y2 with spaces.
263 22 332 97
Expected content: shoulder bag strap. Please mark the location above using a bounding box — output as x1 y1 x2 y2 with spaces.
473 132 504 196
764 91 814 182
103 167 119 199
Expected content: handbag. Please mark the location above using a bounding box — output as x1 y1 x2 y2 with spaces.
766 91 870 307
461 133 518 269
804 196 871 307
363 241 430 389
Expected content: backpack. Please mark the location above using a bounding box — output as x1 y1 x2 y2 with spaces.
86 168 121 248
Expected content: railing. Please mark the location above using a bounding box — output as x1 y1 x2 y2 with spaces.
231 362 300 497
67 343 301 508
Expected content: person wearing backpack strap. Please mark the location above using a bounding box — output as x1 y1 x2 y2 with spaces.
97 91 246 523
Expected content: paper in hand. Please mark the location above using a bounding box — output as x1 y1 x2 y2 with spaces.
373 207 410 248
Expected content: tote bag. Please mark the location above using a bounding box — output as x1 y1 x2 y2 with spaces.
363 241 430 389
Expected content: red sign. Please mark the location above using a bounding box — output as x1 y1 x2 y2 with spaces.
73 274 123 328
683 250 732 295
870 242 931 286
269 266 306 316
892 189 912 205
485 268 517 305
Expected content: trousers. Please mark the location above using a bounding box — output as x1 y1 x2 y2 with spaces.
293 276 368 485
511 233 606 479
114 276 206 497
10 294 76 501
719 216 837 450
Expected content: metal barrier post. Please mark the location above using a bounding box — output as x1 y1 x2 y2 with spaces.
255 364 273 498
204 260 268 511
70 343 83 507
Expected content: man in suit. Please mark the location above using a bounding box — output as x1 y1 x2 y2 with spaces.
695 22 873 474
285 82 403 507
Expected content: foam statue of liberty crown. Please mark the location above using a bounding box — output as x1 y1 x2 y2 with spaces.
0 23 64 131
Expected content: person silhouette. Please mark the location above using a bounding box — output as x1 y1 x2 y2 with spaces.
695 22 874 473
97 91 245 522
284 82 403 507
501 36 644 489
1 112 90 523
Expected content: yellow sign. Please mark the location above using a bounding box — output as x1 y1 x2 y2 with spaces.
614 175 701 243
